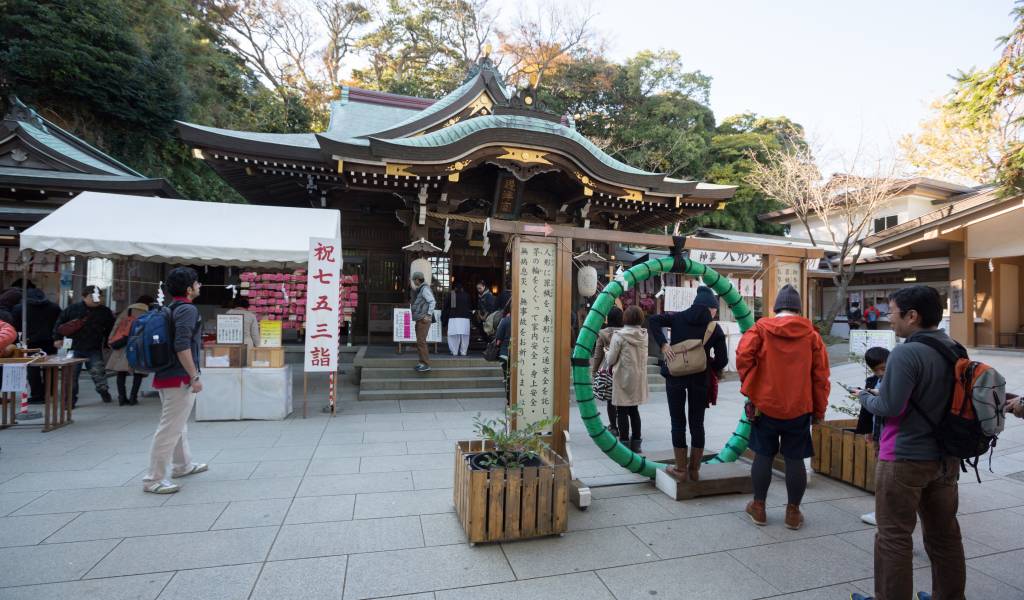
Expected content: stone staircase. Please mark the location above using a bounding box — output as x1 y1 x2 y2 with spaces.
648 356 665 393
356 355 505 402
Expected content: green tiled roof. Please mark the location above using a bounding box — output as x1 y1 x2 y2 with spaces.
178 123 321 148
19 122 130 176
326 100 421 138
380 77 482 133
379 114 656 177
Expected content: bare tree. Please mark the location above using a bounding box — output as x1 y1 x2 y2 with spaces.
316 0 372 89
203 0 290 93
439 0 501 70
748 146 910 330
499 1 597 88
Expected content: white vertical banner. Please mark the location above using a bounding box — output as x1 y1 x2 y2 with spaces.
303 237 342 372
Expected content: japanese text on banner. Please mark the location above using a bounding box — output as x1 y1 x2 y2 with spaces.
304 237 342 372
515 241 556 430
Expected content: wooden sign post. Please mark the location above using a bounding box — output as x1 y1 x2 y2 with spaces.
509 235 571 457
763 254 809 316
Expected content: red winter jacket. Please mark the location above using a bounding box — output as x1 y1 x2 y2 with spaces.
736 315 830 420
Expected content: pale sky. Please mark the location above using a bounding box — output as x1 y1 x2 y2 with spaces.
579 0 1013 174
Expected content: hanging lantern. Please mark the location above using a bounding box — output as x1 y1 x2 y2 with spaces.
410 257 432 285
577 265 598 297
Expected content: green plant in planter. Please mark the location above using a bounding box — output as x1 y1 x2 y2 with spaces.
472 404 560 469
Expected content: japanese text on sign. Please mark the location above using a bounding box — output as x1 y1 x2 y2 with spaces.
304 237 342 372
216 314 244 345
515 241 557 430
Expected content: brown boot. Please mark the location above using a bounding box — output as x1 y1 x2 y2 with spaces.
745 500 767 526
665 447 688 481
785 504 804 530
688 447 703 481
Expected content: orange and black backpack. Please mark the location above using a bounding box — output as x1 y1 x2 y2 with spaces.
912 336 1007 482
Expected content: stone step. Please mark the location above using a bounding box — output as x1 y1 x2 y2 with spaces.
357 356 493 369
360 376 505 391
358 387 507 401
361 365 502 380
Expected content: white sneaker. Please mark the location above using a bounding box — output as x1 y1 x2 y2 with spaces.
143 480 180 494
861 512 877 526
171 463 208 478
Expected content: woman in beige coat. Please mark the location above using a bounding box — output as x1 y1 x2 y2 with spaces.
226 297 260 349
591 307 623 436
606 306 649 453
106 295 154 406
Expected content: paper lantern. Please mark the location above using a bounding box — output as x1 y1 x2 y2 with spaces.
577 265 598 297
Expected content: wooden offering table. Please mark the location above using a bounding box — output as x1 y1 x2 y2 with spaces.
34 356 86 432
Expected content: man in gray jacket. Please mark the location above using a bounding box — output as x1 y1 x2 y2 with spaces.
853 285 964 600
410 272 436 373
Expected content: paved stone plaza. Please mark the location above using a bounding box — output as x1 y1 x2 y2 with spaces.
0 351 1022 600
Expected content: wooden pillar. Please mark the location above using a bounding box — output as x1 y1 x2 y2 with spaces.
948 242 969 344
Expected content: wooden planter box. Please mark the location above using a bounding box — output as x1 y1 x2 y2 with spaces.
454 440 570 544
811 419 878 492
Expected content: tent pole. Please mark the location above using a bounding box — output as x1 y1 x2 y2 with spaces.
20 252 29 348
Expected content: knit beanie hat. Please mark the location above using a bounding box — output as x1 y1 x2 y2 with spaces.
774 284 802 314
692 286 718 310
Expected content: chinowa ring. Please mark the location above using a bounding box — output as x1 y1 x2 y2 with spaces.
571 255 756 478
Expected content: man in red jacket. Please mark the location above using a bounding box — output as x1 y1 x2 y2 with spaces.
736 284 830 530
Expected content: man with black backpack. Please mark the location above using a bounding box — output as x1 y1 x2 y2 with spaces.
142 267 207 494
852 285 967 600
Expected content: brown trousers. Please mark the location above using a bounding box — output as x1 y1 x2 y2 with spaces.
873 458 965 600
415 318 431 365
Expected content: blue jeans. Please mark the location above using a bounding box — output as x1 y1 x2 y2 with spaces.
73 349 109 400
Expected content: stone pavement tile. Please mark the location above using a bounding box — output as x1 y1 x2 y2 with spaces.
728 536 873 594
126 462 258 484
570 459 619 478
628 512 777 559
588 483 659 500
364 430 448 443
269 516 423 561
436 571 614 600
456 398 504 412
286 495 355 524
501 526 657 579
157 563 262 600
250 556 346 600
0 469 138 493
214 446 315 463
443 429 478 441
335 400 400 415
646 485 788 519
0 491 44 517
352 489 453 519
756 583 868 600
162 477 301 506
0 513 79 547
420 513 465 546
13 486 170 516
968 549 1024 591
412 468 454 490
343 544 513 600
800 475 872 503
597 551 776 600
956 508 1024 551
956 481 1024 514
306 458 362 477
825 495 877 519
566 495 675 532
86 526 278 578
398 400 464 414
212 499 290 529
46 503 225 544
297 472 413 497
317 433 365 446
0 539 119 587
0 572 172 600
363 595 433 600
837 526 997 569
756 500 872 541
250 459 310 479
314 442 407 458
406 441 457 454
852 565 1024 600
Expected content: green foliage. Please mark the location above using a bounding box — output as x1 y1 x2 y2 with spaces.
472 405 559 469
691 113 809 234
0 0 311 202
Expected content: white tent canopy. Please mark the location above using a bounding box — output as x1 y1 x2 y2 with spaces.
20 191 341 268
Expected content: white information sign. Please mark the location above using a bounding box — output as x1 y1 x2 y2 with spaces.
515 241 557 429
392 308 442 343
216 314 244 345
303 237 342 372
663 286 697 312
849 329 897 358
